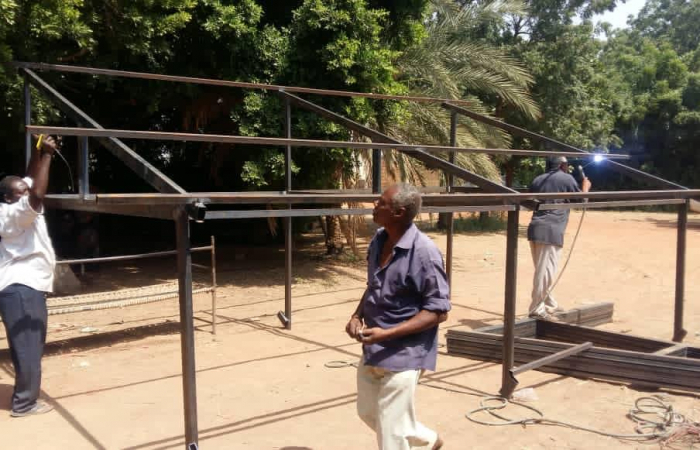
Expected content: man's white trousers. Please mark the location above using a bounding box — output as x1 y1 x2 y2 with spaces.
356 359 438 450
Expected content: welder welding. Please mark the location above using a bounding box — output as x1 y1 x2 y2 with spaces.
527 156 591 321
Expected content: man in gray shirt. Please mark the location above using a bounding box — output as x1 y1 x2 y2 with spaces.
346 183 450 450
527 156 590 320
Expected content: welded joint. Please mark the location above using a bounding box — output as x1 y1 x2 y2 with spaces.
186 201 207 223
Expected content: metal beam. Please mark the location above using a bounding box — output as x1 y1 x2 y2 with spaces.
22 69 185 194
56 245 212 265
513 341 593 376
653 344 688 356
372 147 382 193
205 205 515 220
674 200 689 342
210 235 218 337
13 61 475 106
289 186 446 194
478 302 615 337
26 124 632 161
174 208 199 448
43 196 174 220
79 136 90 199
279 92 518 194
449 331 700 393
24 75 31 168
502 338 593 396
499 206 519 398
537 199 686 210
282 95 293 330
445 111 457 286
49 189 700 207
443 102 687 190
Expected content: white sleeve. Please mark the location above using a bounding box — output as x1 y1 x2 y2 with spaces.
0 196 40 233
22 177 34 188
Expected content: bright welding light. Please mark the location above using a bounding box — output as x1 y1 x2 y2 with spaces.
593 154 605 163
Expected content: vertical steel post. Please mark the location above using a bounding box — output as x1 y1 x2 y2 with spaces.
446 111 457 285
210 235 217 337
283 96 293 329
499 206 520 398
372 148 382 193
285 97 292 191
673 200 688 342
174 208 199 447
24 75 32 168
79 136 90 198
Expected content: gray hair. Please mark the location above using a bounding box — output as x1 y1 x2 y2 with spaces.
390 183 422 221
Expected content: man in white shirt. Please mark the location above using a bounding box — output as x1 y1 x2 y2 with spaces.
0 135 57 417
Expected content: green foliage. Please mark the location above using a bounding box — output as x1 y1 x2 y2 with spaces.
0 0 424 194
386 0 541 186
600 25 700 187
516 23 622 151
632 0 700 55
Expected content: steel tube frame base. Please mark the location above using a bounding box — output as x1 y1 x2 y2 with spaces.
448 305 700 394
501 342 593 398
175 208 199 448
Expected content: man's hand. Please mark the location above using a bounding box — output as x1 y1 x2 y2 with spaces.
360 327 391 345
582 177 592 193
40 136 57 156
345 316 363 340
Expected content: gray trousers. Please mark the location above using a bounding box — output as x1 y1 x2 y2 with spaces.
0 284 48 413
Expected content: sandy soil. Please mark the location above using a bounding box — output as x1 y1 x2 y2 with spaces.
1 210 699 449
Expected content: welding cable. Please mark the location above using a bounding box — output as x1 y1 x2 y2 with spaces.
37 134 75 192
54 147 75 193
465 396 699 443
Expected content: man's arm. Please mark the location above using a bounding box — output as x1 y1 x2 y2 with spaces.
581 177 591 193
360 310 441 344
27 135 57 211
345 288 367 339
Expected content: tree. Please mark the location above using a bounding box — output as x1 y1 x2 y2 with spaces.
631 0 700 56
600 26 700 187
386 0 540 189
0 0 428 254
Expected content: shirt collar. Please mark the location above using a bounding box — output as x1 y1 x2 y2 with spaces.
394 223 418 250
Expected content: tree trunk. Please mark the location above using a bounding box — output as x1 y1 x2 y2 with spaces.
505 158 515 188
325 215 345 255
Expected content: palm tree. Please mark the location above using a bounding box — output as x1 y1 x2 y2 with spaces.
327 0 541 252
385 0 540 185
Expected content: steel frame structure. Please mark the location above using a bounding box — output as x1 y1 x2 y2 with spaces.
11 62 700 448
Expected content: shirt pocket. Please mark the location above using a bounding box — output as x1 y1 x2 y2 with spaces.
385 276 419 309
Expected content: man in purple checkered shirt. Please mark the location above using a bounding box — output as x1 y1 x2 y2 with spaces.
346 183 450 450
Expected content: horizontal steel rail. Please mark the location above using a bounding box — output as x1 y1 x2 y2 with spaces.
204 205 515 220
444 102 687 190
44 188 700 207
26 125 630 159
13 61 474 105
57 246 212 265
537 199 687 210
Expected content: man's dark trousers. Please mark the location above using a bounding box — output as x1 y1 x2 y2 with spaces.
0 283 47 413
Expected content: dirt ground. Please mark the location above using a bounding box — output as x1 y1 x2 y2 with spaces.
1 210 699 449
